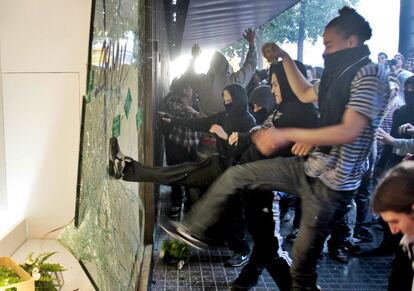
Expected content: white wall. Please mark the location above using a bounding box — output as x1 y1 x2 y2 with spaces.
0 43 7 216
0 0 91 239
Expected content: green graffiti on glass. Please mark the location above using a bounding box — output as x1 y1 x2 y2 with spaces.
124 88 132 119
112 114 121 138
84 94 91 104
136 108 144 129
88 70 95 93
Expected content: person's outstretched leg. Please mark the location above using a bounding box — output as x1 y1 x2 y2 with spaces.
161 157 305 251
108 137 228 188
185 157 304 239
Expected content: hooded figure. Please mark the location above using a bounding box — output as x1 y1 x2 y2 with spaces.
171 83 256 159
377 75 414 170
267 61 318 129
249 85 276 124
184 48 257 117
238 60 319 163
222 83 253 126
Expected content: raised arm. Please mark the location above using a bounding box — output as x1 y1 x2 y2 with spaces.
232 28 257 86
186 43 201 74
253 108 368 156
274 44 318 103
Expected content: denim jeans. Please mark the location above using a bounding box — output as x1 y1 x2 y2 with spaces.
354 169 373 235
187 156 355 290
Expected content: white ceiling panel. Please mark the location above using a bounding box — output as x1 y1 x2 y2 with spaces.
181 0 299 51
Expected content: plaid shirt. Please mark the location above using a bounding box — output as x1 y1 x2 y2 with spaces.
162 95 201 148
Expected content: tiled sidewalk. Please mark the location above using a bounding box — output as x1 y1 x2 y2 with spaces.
149 189 392 291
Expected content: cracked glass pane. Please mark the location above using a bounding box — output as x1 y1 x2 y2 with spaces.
59 0 146 290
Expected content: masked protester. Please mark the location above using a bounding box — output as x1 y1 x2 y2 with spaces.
377 75 414 172
249 85 277 125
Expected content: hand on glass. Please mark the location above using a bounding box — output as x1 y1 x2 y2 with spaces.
228 132 239 146
209 124 229 140
291 142 314 156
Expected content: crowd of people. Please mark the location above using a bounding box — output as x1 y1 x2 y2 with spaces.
107 6 414 291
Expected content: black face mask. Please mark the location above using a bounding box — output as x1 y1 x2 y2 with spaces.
224 102 233 113
404 90 414 109
252 108 268 125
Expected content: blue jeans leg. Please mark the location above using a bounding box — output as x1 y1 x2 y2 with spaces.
290 178 354 290
187 157 304 238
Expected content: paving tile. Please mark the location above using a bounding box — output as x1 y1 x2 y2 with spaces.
150 188 392 290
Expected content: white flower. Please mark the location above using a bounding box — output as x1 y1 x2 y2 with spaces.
32 267 40 274
32 272 41 281
25 259 34 265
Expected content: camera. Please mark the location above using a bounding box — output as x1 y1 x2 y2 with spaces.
387 59 398 67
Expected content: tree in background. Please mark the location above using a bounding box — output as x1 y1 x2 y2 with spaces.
223 0 359 67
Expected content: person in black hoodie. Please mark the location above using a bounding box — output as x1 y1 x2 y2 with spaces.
248 85 277 125
167 83 256 160
231 61 319 290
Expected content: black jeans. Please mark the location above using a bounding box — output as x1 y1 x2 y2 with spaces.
123 154 231 188
164 139 197 206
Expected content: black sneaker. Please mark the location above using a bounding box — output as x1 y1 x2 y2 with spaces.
108 137 132 179
160 221 208 251
224 252 249 267
327 248 348 263
344 239 363 255
353 230 374 242
286 228 299 241
231 263 262 290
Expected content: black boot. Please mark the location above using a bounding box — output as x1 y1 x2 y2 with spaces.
108 137 132 179
231 262 263 290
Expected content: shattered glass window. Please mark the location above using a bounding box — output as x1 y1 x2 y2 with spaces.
59 0 147 290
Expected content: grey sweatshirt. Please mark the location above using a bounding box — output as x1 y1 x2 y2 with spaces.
186 45 257 117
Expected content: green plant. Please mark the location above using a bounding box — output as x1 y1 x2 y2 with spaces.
0 266 22 287
159 239 189 269
20 252 65 291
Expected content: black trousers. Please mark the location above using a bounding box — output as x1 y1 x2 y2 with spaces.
123 154 248 254
242 190 292 291
123 154 230 188
164 140 197 206
388 243 413 291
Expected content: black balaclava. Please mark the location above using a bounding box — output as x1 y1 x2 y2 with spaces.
222 83 250 122
404 76 414 111
249 85 276 124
